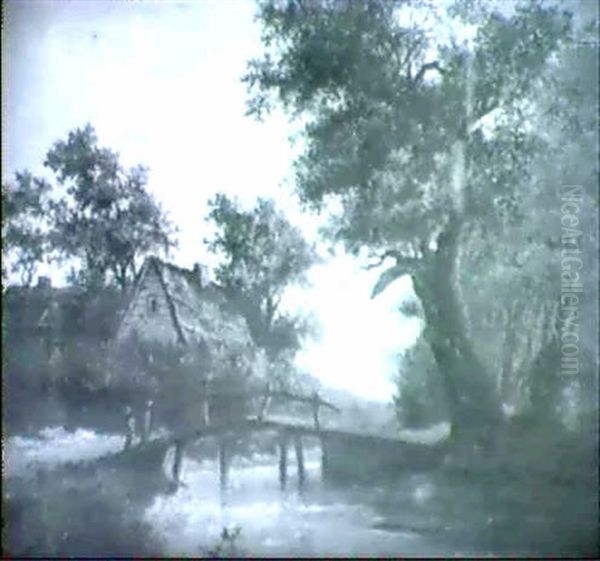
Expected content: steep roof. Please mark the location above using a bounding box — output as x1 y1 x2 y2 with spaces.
121 256 255 352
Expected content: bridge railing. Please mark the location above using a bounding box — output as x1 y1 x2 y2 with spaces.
198 382 340 432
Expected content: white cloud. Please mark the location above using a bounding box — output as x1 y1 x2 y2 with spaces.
292 256 422 401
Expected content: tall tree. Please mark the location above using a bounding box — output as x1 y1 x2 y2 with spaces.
2 172 52 286
205 194 317 367
13 124 177 292
244 0 575 445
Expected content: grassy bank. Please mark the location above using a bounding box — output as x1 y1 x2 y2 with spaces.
325 419 598 556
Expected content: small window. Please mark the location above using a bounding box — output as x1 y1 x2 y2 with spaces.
147 295 159 314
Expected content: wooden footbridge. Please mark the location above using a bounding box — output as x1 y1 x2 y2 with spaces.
93 387 446 492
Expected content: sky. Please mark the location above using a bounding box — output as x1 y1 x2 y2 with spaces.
3 0 422 401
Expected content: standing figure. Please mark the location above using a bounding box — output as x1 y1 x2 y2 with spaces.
142 399 154 442
172 439 185 486
257 382 271 423
124 405 136 450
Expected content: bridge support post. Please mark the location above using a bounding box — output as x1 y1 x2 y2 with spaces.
293 434 305 488
172 439 185 485
320 437 329 479
278 434 289 490
218 438 229 491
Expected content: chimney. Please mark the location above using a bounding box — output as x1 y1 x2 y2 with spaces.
37 276 51 289
192 263 208 288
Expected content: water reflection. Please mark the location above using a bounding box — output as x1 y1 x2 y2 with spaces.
145 446 449 557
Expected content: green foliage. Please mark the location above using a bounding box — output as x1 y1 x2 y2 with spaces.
206 194 316 302
458 10 599 423
397 296 423 319
245 0 597 439
3 124 177 291
111 339 257 431
3 335 116 432
205 193 317 361
4 339 49 394
246 1 570 243
53 341 111 395
45 125 177 291
2 173 52 286
393 336 448 428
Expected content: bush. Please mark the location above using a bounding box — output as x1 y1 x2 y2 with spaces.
4 466 164 557
393 336 449 428
110 339 257 432
4 339 48 395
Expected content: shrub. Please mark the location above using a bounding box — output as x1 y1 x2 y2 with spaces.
393 336 449 428
110 339 256 432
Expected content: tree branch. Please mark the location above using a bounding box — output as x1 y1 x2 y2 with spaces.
371 254 423 299
364 244 427 271
468 99 501 135
392 255 423 275
413 61 444 85
363 250 402 270
402 37 422 81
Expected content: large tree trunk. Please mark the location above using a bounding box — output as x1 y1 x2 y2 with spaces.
412 214 504 451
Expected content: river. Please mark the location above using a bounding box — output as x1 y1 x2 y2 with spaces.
147 445 466 557
4 426 597 557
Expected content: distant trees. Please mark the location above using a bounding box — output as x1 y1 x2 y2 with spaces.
244 0 597 444
205 194 317 387
393 336 448 429
458 10 599 426
2 124 177 292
